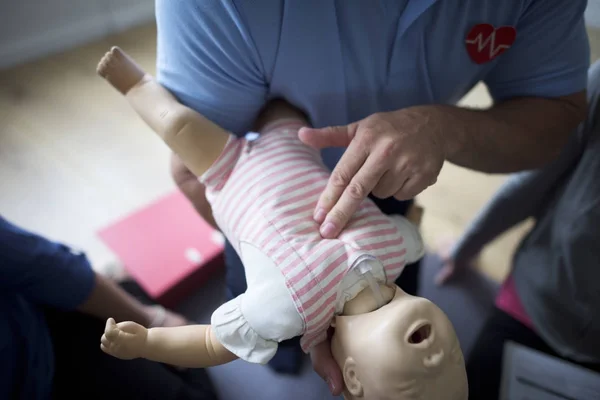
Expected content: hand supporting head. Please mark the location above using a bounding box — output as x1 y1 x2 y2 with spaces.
331 286 468 400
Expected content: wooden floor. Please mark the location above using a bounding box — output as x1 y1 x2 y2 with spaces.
2 23 598 282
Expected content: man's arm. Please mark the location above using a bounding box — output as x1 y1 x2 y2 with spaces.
438 0 589 172
435 101 591 284
170 154 218 229
451 56 600 260
422 92 586 173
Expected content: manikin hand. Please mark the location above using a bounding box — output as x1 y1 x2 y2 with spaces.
299 107 445 239
101 318 148 360
434 238 476 285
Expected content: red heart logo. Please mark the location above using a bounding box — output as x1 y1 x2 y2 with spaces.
465 24 516 64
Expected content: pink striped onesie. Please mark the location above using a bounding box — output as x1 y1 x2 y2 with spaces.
201 120 425 363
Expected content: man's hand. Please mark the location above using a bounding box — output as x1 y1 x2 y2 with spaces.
170 152 218 229
101 318 148 360
299 108 445 238
309 331 344 396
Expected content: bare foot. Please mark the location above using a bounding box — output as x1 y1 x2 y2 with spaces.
97 46 147 95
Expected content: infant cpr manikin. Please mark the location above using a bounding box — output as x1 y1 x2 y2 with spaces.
96 46 468 400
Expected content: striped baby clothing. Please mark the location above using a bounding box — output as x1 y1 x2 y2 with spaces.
201 120 424 363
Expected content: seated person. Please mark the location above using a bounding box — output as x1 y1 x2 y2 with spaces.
96 47 468 400
435 60 600 399
0 216 218 400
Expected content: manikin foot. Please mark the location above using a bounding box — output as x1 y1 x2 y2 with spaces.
97 46 147 95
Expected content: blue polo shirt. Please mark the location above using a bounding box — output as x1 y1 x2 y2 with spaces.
0 217 95 399
156 0 589 183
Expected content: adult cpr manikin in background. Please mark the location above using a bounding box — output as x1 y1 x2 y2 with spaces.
96 47 468 400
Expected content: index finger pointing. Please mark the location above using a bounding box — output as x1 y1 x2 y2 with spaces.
320 156 386 238
314 140 367 224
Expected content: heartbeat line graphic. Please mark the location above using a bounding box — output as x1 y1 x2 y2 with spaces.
466 31 511 58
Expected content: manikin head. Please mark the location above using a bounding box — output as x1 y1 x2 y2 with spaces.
331 285 468 400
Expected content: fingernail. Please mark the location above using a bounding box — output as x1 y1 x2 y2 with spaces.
314 208 326 223
320 222 336 237
326 377 336 393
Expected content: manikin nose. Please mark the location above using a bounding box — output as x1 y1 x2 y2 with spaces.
407 322 433 346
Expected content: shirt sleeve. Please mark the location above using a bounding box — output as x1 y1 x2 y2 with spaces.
211 295 279 364
0 217 95 310
484 0 590 101
211 240 305 364
155 0 268 137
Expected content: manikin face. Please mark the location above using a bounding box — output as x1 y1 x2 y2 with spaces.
331 286 468 400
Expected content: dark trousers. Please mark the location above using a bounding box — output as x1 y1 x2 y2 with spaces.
223 197 420 374
466 307 600 400
47 281 219 400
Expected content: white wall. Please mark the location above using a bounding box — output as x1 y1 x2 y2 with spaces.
0 0 155 70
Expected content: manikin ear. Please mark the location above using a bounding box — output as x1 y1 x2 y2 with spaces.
342 357 363 397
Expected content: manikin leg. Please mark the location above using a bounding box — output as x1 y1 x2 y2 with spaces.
97 47 230 177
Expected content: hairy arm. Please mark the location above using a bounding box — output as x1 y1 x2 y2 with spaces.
450 110 588 260
143 324 238 368
430 92 586 172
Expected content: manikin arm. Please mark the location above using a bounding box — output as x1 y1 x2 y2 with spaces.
96 47 241 367
97 46 230 177
144 324 237 367
101 318 237 368
97 47 432 372
97 47 310 229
